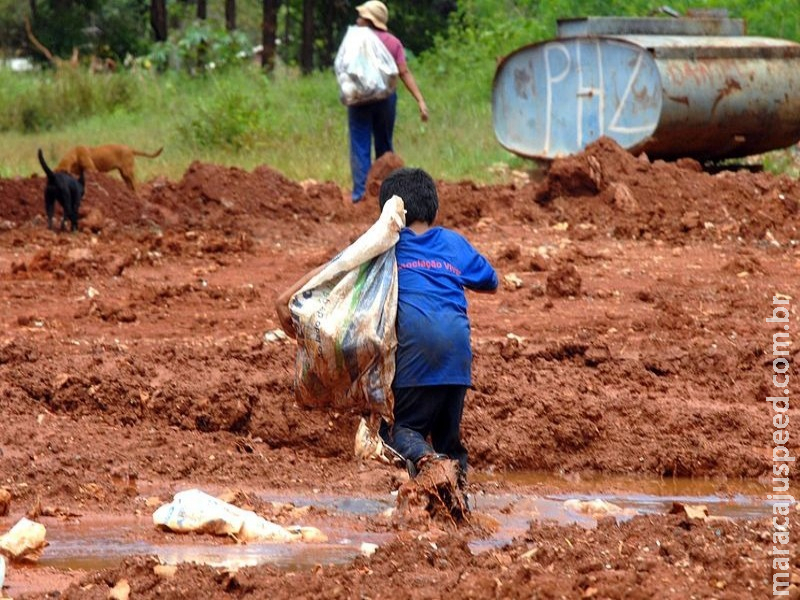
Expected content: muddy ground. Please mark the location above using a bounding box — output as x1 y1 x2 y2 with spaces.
0 138 799 598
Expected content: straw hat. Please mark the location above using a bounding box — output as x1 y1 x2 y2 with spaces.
357 1 389 31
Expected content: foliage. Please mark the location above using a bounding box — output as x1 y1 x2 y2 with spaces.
0 1 798 185
176 69 269 150
24 0 149 63
91 0 151 61
1 0 797 73
0 68 142 133
146 19 253 74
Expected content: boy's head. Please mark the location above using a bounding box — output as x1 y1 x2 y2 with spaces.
378 167 438 225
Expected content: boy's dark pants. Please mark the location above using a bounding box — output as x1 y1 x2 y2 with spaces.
383 385 468 473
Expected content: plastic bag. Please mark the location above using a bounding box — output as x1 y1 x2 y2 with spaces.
0 518 47 562
334 25 398 106
289 196 405 421
153 489 326 543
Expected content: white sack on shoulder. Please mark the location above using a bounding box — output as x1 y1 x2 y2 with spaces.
289 196 405 420
334 25 398 106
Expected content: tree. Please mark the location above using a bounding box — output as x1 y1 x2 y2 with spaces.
225 0 236 31
150 0 167 42
262 0 280 72
300 0 314 73
197 0 207 20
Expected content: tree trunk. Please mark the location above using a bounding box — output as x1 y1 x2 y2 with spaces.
262 0 281 72
300 0 315 74
225 0 236 31
150 0 168 42
197 0 207 20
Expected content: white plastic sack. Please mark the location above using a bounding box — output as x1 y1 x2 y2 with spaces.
334 25 398 106
0 517 47 562
289 196 405 421
153 489 326 543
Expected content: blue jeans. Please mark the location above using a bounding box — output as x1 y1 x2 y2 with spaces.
348 93 397 201
381 385 469 473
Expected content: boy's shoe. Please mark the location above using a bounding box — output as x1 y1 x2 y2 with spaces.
412 454 470 522
409 452 449 478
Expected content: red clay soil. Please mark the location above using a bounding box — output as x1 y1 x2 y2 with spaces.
1 137 799 598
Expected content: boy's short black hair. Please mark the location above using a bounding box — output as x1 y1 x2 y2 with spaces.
378 167 438 225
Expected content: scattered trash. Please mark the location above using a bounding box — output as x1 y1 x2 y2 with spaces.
152 489 326 543
563 498 634 519
360 542 379 557
503 273 524 290
354 417 391 463
0 517 48 562
263 329 288 343
669 501 709 521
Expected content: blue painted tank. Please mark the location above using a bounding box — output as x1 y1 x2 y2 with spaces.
492 16 800 161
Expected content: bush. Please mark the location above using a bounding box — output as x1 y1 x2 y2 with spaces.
0 68 144 133
146 20 254 74
177 72 269 150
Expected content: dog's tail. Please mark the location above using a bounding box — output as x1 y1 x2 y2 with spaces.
132 146 164 159
37 148 55 181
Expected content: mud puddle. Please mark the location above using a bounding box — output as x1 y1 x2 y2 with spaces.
3 476 778 586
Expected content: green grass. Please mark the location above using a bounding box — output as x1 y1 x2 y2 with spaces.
0 61 519 189
2 52 797 188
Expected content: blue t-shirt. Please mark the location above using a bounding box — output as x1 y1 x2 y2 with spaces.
393 226 498 388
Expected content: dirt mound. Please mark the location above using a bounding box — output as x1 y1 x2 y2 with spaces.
5 145 796 245
365 151 405 200
534 136 800 243
0 162 366 235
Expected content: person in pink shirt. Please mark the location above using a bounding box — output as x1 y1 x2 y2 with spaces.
347 1 429 203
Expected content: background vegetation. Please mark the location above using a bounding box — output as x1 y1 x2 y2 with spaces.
0 0 798 188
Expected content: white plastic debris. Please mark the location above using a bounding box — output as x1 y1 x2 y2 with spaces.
263 329 288 343
0 518 48 562
354 417 390 463
360 542 379 557
563 498 633 519
153 489 326 543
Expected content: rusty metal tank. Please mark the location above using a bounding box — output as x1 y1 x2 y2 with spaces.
491 16 800 161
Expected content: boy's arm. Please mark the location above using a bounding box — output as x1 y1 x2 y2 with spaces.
462 254 499 294
471 284 498 295
275 264 325 339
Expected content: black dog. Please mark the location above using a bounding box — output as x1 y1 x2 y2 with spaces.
37 148 85 231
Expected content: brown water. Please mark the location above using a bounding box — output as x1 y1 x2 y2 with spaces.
2 474 779 581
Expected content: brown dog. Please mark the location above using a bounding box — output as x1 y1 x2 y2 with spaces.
56 144 163 191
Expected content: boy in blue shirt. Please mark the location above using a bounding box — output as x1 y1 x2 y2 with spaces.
275 167 497 512
378 167 498 495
